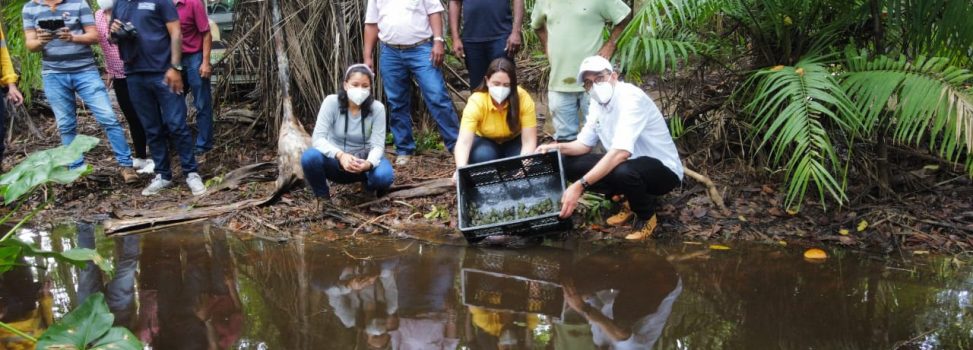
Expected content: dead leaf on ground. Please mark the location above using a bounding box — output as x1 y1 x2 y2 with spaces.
709 244 731 250
693 207 708 218
768 207 785 217
761 184 775 194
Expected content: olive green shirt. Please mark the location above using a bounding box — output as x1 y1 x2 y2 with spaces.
530 0 630 92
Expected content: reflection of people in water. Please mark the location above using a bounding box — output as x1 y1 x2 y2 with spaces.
136 225 243 350
318 256 400 349
387 243 463 350
0 256 52 349
469 307 538 350
558 249 681 350
76 221 140 327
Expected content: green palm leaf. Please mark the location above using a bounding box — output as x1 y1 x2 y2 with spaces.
843 49 973 175
743 58 861 210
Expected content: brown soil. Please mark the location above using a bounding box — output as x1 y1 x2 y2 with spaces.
5 98 972 255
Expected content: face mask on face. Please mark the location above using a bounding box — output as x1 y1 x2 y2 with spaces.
591 82 615 104
489 86 511 103
346 87 370 106
365 318 388 336
97 0 114 10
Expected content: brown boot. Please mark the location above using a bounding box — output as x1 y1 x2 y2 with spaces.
121 168 138 184
606 201 634 226
625 214 658 240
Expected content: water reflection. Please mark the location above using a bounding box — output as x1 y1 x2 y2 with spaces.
4 223 972 349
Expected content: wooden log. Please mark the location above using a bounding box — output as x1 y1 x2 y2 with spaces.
271 0 312 197
683 166 729 214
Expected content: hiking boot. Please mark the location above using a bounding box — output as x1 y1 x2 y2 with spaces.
625 214 658 240
136 159 155 174
606 201 634 226
141 174 173 196
121 168 138 184
395 155 412 166
186 172 206 196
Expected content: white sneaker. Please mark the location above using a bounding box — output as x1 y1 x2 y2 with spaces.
395 155 412 166
136 159 155 174
141 174 173 196
186 172 206 196
133 158 148 170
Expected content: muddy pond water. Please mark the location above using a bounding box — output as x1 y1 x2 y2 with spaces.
1 222 971 349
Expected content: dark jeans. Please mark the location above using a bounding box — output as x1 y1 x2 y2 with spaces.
113 78 148 158
0 99 6 165
126 72 198 180
463 36 508 89
564 154 681 218
300 148 395 198
181 52 214 153
469 136 521 164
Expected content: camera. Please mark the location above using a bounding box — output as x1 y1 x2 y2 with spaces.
110 22 139 42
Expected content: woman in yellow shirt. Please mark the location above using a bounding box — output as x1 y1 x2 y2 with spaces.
454 57 537 175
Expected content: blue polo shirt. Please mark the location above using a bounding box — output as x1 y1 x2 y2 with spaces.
113 0 179 74
460 0 512 43
22 0 97 73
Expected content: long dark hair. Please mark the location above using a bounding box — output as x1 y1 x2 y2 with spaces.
338 64 376 120
473 57 520 133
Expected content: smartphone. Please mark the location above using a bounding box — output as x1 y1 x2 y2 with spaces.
37 18 66 32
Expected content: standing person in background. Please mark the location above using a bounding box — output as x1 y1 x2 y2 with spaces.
363 0 460 165
112 0 206 196
22 0 138 183
448 0 523 89
530 0 631 142
173 0 214 158
94 0 153 174
0 23 25 167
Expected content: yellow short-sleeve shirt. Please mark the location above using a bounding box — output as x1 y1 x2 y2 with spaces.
460 86 538 143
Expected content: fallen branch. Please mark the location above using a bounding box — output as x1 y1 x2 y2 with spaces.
105 196 273 235
683 167 729 214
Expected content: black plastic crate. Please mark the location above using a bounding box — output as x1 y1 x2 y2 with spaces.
456 151 569 243
460 247 570 316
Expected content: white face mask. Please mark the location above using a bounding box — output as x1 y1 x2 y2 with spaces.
97 0 114 10
365 318 388 336
346 87 370 106
488 86 511 103
591 82 615 104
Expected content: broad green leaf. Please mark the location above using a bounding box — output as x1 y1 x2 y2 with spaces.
0 135 99 204
36 293 114 349
0 244 23 274
9 239 114 278
90 327 143 350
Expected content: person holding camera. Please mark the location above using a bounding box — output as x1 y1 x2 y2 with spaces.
1 23 25 168
300 64 394 210
94 0 153 174
112 0 205 196
22 0 138 183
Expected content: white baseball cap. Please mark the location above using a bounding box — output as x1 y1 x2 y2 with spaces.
577 55 614 85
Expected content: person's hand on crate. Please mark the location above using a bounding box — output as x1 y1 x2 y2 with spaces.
559 182 584 219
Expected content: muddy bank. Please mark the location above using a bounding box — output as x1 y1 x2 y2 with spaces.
3 99 972 254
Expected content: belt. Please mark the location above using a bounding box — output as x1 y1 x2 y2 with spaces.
382 37 432 50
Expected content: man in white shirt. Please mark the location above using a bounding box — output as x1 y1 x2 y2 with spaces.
536 56 683 240
363 0 460 166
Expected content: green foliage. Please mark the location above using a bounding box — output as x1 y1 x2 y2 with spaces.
424 205 450 221
2 0 42 104
0 135 99 205
415 130 445 152
578 192 614 225
616 0 707 76
36 293 142 350
742 58 861 209
842 49 973 175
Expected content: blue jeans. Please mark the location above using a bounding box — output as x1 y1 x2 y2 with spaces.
182 52 214 153
463 37 508 89
300 148 395 197
470 136 522 164
379 42 459 155
548 90 590 142
126 73 198 180
42 69 133 167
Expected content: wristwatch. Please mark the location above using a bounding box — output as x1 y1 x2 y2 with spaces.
580 177 591 189
433 36 445 43
170 63 184 72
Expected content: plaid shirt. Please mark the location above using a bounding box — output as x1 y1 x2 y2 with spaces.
95 9 125 79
